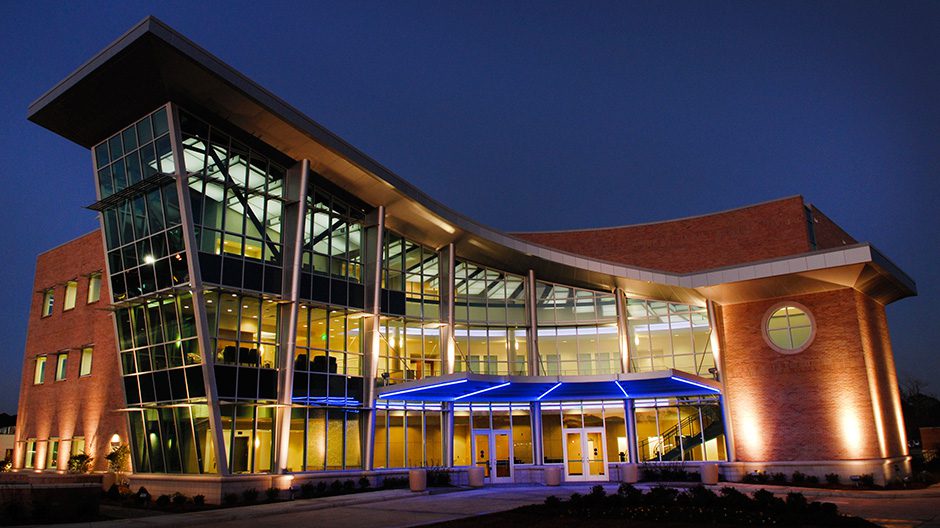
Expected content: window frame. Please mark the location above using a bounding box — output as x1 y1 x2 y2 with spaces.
33 356 46 385
63 280 78 311
762 302 816 354
79 346 93 377
87 272 102 304
41 288 55 317
55 352 69 381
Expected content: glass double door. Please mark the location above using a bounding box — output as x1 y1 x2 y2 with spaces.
473 430 513 483
563 427 608 481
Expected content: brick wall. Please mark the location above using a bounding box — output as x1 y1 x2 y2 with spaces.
809 205 857 250
718 288 895 462
513 196 813 273
14 230 126 472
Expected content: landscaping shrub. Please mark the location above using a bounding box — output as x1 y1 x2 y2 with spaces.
106 484 122 500
342 479 356 493
641 462 698 482
223 493 239 505
770 472 787 484
530 485 869 526
155 494 171 509
742 471 769 484
300 482 316 498
193 495 205 507
791 471 807 484
427 467 452 487
106 444 130 474
860 474 875 487
266 487 280 501
242 488 259 503
134 487 151 506
358 477 371 489
826 473 840 485
171 492 188 507
807 475 820 485
316 481 328 495
67 453 94 473
330 480 343 494
382 476 408 489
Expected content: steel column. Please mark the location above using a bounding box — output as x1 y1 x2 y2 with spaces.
360 206 385 470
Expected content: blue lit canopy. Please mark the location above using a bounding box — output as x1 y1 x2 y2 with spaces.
376 370 720 403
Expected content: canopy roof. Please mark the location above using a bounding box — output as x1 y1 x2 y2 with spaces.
376 370 720 403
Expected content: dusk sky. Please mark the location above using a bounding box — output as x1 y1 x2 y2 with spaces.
1 1 938 413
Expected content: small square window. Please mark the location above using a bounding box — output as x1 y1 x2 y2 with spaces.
41 289 54 317
87 273 102 304
64 280 78 311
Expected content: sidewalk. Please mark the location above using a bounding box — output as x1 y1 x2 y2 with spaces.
27 482 940 528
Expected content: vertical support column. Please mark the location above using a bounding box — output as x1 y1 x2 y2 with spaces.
526 270 539 376
167 103 229 475
707 300 736 462
360 206 385 470
442 402 455 467
274 159 309 473
615 288 630 373
439 244 456 374
624 399 638 463
530 401 543 465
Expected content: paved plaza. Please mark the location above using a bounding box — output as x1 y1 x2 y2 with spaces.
28 482 940 528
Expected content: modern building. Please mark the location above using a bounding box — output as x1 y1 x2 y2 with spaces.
15 17 915 497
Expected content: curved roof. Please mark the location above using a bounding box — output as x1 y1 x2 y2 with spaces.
27 16 915 305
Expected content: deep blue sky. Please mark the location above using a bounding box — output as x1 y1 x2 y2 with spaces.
1 1 938 413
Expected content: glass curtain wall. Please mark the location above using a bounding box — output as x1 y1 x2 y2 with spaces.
536 283 620 375
453 261 527 375
94 106 216 474
626 299 713 375
373 402 445 468
181 109 286 295
378 233 442 383
633 396 726 462
289 178 370 471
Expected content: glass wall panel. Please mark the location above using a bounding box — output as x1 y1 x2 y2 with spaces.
626 298 713 376
536 282 620 375
634 396 726 462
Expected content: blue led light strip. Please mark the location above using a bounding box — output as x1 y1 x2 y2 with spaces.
378 378 470 399
614 381 630 398
670 376 720 392
536 382 563 401
453 381 511 401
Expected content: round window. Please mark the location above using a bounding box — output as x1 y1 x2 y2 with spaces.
764 303 814 354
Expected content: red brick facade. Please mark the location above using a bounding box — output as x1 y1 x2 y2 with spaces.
717 288 906 463
514 196 813 273
14 231 126 472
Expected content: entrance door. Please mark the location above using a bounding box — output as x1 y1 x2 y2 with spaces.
473 430 513 483
563 427 608 481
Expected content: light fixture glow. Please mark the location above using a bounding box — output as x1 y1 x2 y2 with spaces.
378 378 469 399
536 382 563 401
670 376 720 392
454 381 511 401
143 254 156 264
614 381 630 398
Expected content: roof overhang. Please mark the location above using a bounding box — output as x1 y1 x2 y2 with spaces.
375 370 720 403
28 17 916 307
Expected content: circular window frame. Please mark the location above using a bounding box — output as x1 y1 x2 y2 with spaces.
761 301 816 355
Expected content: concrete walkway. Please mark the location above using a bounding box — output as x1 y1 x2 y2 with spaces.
32 482 940 528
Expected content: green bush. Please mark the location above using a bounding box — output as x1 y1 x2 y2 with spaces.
242 488 259 503
382 476 408 489
193 494 205 506
316 481 328 495
530 485 866 526
300 482 316 498
106 445 130 474
427 467 452 487
172 492 188 507
770 472 787 484
342 479 356 493
825 473 840 485
67 453 94 473
860 474 875 487
791 471 807 484
266 487 280 501
223 493 239 505
330 480 343 494
358 476 371 489
155 494 171 508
